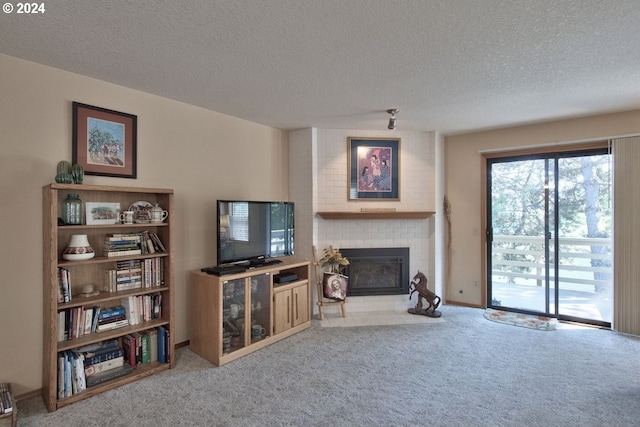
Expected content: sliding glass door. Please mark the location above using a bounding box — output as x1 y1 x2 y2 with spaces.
487 149 612 327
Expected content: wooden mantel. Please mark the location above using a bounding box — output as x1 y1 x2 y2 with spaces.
316 211 435 220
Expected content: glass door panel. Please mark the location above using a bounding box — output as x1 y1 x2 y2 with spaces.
222 278 246 354
249 273 271 343
489 158 549 313
556 155 612 324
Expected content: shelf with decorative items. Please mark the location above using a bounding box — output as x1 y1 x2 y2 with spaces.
42 183 174 412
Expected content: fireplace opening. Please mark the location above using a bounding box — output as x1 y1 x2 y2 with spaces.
340 247 410 296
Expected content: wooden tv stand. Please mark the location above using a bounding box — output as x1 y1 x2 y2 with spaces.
189 258 310 366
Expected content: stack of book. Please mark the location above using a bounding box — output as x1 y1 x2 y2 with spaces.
0 383 13 415
103 234 142 257
75 340 129 388
96 306 129 332
116 259 142 291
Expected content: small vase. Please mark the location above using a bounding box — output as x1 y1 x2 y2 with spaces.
71 164 84 184
62 193 83 225
63 234 95 261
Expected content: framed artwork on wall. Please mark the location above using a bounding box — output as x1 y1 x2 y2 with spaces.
347 137 400 200
72 102 137 179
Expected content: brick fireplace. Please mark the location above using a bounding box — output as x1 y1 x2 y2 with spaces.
341 247 410 296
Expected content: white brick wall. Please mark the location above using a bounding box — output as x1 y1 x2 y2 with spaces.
289 127 438 315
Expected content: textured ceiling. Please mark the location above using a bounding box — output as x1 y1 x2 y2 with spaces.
1 0 639 134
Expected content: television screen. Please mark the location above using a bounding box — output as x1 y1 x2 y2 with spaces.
217 200 294 266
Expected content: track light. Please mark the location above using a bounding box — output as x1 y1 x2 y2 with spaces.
387 109 398 130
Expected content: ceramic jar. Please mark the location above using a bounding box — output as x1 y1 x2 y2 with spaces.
62 234 95 261
62 193 83 225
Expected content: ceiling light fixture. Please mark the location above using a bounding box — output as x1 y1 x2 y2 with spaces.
387 108 399 130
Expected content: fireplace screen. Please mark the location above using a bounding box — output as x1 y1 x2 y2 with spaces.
341 248 410 296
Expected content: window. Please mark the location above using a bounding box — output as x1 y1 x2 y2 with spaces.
229 202 248 242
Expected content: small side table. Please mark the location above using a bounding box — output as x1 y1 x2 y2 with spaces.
0 383 16 427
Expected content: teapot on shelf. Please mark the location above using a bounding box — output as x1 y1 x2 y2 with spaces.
150 203 169 223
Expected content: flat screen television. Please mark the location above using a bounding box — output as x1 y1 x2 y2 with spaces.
217 200 295 266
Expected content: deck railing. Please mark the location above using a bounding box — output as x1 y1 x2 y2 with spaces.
491 235 612 293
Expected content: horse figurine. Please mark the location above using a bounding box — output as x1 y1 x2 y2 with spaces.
408 271 442 317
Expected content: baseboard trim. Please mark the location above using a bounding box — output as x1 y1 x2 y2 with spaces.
446 300 484 309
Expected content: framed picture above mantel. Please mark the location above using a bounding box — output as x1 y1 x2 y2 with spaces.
72 102 137 179
347 137 400 200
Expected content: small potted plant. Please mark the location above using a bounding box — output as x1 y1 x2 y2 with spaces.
319 246 350 301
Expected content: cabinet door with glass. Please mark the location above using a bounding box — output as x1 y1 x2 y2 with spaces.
222 278 247 355
248 273 271 343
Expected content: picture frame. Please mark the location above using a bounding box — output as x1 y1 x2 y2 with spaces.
72 102 137 179
85 202 121 225
347 137 400 200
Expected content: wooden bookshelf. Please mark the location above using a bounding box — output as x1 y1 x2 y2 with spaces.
42 184 175 412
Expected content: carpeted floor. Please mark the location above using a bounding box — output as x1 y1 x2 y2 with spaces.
15 305 640 426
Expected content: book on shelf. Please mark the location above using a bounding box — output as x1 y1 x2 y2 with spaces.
98 306 126 322
84 356 124 377
148 328 158 363
57 354 65 398
122 334 138 368
103 248 143 257
140 332 150 364
73 339 119 353
105 234 142 242
96 318 129 332
86 364 134 388
156 326 167 364
81 347 124 366
83 307 94 335
121 296 140 326
72 351 86 395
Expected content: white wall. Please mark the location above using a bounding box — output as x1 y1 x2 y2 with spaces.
0 53 289 395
